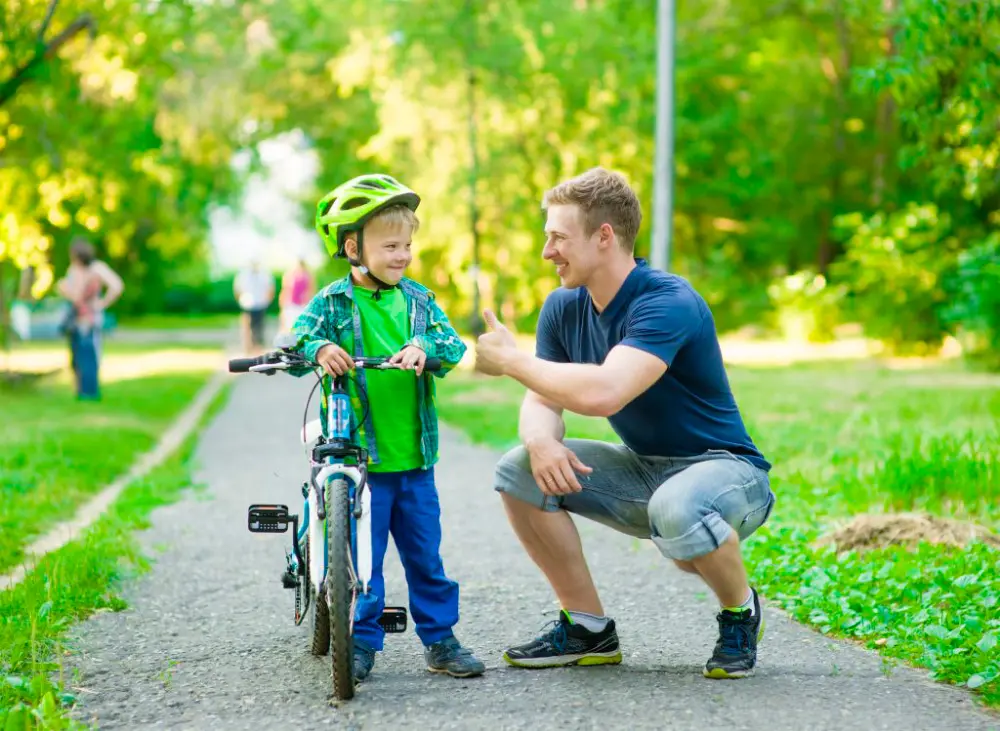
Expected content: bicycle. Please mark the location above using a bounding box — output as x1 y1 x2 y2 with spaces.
229 340 442 701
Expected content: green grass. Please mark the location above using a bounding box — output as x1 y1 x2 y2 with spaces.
115 312 241 330
0 371 216 574
436 362 1000 707
0 382 232 729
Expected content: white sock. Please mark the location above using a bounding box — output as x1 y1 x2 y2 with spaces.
567 610 610 633
723 589 755 616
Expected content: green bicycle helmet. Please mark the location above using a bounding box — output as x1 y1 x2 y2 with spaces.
315 173 421 259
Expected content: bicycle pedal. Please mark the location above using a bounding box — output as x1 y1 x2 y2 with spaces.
378 606 408 633
280 570 298 589
248 504 290 533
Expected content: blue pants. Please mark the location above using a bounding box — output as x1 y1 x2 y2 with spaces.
69 328 101 399
352 467 459 651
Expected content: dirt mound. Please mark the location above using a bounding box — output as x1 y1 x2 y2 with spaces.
817 512 1000 553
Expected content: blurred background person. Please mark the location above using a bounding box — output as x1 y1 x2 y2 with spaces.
56 238 124 401
278 257 315 334
234 259 274 353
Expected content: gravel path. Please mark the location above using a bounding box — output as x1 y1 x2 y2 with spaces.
67 374 999 730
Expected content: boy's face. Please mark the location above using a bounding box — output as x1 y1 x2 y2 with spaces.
346 219 413 287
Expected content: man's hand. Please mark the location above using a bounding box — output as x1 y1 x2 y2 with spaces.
316 343 355 376
389 344 427 376
526 437 593 496
475 309 519 376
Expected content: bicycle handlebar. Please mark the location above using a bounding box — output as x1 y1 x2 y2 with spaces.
227 351 442 374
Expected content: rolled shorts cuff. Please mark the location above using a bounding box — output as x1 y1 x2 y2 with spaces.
651 512 733 562
493 462 561 512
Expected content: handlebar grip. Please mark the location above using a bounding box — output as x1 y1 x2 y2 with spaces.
228 356 262 373
424 357 442 372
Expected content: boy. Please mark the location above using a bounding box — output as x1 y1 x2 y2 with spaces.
290 173 485 682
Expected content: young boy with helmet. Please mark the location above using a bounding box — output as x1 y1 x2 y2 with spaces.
290 173 485 682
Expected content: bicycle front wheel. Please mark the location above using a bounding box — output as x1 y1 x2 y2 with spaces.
326 477 355 700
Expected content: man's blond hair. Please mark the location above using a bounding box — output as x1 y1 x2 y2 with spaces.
542 167 642 251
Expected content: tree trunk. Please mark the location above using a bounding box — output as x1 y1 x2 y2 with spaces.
817 0 852 275
871 0 898 208
0 259 10 354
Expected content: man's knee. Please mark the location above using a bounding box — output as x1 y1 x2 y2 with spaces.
648 486 730 562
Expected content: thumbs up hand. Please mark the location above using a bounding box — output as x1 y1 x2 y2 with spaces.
475 309 519 376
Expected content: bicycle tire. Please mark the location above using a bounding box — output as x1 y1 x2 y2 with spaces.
308 539 330 655
326 477 355 700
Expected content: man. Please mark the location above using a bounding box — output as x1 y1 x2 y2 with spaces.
474 167 775 679
234 259 275 352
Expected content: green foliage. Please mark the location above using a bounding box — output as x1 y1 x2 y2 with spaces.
832 204 959 352
2 0 999 361
747 529 1000 705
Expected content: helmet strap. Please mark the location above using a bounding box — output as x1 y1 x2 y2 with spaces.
348 229 397 301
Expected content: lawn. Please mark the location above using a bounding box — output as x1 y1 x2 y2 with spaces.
435 361 1000 707
0 345 221 574
0 391 230 728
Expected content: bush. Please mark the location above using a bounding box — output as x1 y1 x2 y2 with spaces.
161 275 281 315
766 270 846 342
831 203 961 354
943 233 1000 369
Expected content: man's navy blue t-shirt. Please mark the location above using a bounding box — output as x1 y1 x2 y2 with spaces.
535 260 771 472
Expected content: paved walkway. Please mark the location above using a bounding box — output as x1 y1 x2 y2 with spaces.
67 374 999 730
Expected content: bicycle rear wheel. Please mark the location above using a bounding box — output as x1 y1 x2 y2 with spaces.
326 477 355 700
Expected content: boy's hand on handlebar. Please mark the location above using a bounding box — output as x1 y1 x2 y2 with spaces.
316 343 354 376
390 345 427 376
525 437 593 496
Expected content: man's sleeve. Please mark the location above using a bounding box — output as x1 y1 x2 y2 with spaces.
619 291 704 367
535 293 570 363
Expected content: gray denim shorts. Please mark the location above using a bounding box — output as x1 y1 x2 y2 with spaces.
494 439 775 562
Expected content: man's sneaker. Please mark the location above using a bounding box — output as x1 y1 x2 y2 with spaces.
353 639 376 683
704 587 765 679
425 636 486 678
503 610 622 668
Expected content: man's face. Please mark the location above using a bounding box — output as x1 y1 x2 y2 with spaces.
542 204 601 289
353 220 413 286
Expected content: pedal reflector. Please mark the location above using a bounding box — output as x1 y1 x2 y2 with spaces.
248 504 290 533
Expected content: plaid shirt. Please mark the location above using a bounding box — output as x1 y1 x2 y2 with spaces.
289 274 466 469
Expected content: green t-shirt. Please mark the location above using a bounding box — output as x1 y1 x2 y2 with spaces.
352 286 423 473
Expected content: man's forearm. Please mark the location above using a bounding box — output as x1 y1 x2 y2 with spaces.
506 351 613 417
519 396 566 446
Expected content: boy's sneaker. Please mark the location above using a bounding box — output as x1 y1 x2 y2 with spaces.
424 636 486 678
353 639 376 683
503 610 622 668
704 586 765 679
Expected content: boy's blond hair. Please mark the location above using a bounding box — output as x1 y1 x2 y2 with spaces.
365 204 420 236
542 167 642 251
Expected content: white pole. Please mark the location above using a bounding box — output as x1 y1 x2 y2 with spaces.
651 0 675 272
